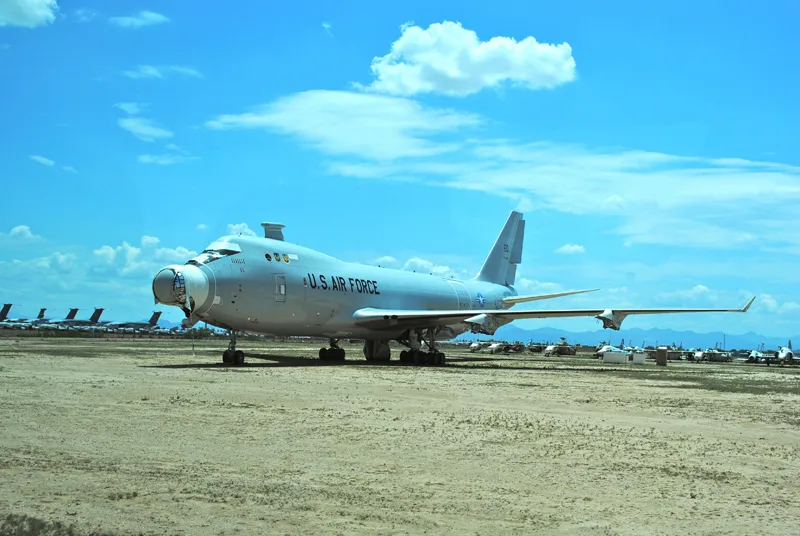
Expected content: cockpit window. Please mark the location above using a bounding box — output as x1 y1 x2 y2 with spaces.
186 240 241 266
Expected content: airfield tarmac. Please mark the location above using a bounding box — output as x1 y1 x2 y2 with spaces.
1 338 799 536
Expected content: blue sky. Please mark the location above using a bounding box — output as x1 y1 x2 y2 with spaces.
1 0 798 336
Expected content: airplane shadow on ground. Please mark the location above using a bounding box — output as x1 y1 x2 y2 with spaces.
139 352 500 370
138 353 661 375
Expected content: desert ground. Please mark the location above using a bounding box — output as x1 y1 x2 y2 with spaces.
1 337 799 536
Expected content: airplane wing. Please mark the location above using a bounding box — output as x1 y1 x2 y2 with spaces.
353 297 756 332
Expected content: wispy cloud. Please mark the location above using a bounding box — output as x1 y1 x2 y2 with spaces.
206 89 800 254
62 165 77 173
113 102 145 115
29 154 54 167
123 65 202 79
108 10 168 29
138 143 197 165
555 244 585 254
118 117 173 142
73 8 96 23
322 22 332 36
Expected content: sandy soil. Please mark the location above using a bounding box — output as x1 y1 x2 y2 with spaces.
1 337 799 535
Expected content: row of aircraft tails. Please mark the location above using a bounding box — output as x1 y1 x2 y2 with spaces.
0 304 173 334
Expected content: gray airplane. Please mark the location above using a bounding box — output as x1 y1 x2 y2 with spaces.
104 311 163 331
151 211 755 366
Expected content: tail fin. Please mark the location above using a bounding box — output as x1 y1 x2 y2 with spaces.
474 211 525 286
66 308 78 320
89 308 104 323
148 311 162 326
37 308 46 319
0 304 11 322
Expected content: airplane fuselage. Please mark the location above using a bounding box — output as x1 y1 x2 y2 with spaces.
158 235 517 340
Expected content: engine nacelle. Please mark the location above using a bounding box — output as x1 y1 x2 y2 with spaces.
594 309 628 330
464 313 504 336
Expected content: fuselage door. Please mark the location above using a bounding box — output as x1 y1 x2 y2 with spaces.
275 274 286 303
448 280 472 310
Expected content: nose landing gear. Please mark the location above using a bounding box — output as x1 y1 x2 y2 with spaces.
222 330 245 366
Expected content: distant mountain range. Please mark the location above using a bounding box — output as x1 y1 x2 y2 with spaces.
455 325 795 351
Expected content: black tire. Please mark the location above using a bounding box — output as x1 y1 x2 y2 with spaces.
222 349 232 364
234 350 245 365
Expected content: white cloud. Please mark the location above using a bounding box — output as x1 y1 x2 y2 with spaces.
374 255 397 265
196 224 207 230
73 8 95 22
138 154 197 165
360 21 576 97
401 256 470 279
118 117 173 142
755 294 800 315
555 244 585 255
322 22 332 36
226 223 257 237
141 236 160 248
114 102 143 115
1 224 41 241
138 143 197 165
206 90 481 160
29 154 54 166
93 239 195 277
109 10 168 29
123 65 201 79
0 0 58 28
62 165 76 173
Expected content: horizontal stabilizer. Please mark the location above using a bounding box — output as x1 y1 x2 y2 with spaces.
502 288 599 306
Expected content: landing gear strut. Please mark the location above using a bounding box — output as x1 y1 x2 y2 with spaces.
319 338 345 361
222 330 245 366
398 328 446 366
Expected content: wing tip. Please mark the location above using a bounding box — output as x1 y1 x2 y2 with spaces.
742 296 756 312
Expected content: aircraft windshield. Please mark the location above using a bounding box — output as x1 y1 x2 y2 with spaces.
187 240 241 266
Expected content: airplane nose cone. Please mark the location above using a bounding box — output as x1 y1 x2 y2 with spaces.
153 268 180 305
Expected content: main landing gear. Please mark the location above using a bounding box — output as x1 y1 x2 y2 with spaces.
319 338 345 361
397 328 446 366
222 330 245 366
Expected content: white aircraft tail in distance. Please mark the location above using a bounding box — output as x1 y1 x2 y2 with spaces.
151 210 756 367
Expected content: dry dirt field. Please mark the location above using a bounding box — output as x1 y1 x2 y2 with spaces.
1 337 799 535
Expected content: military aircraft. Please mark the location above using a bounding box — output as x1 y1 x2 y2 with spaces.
0 304 12 322
151 211 756 367
104 312 163 332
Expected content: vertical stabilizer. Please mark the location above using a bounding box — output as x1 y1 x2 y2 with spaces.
66 308 78 320
148 311 162 326
89 308 104 323
0 304 11 322
37 308 46 319
474 211 526 286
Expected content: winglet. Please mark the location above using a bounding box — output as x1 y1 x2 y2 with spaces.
741 296 756 312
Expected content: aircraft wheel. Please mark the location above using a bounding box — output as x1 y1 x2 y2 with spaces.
222 350 232 364
334 348 345 360
234 350 245 366
319 347 328 359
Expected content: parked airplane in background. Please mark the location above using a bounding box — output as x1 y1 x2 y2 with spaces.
1 308 48 328
776 341 795 363
151 211 756 367
0 304 11 322
43 308 104 329
103 312 163 331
